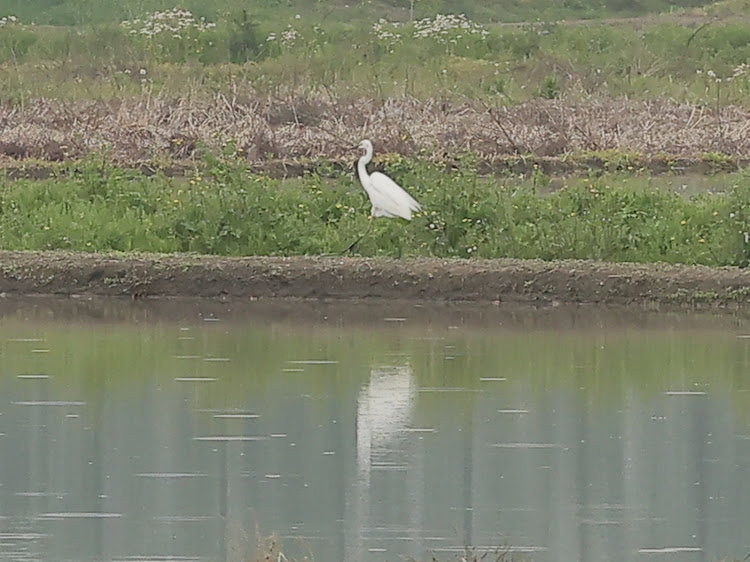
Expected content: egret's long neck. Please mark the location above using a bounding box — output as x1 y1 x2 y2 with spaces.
357 147 373 184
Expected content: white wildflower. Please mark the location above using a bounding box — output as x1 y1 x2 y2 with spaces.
372 18 403 48
0 14 19 27
413 13 486 44
280 24 299 48
121 8 216 38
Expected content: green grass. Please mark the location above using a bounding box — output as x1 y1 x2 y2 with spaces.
0 0 717 26
2 154 749 266
2 5 750 103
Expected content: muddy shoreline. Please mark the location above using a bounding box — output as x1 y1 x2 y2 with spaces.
0 251 748 308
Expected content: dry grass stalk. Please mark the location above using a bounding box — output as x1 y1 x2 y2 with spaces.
1 92 749 166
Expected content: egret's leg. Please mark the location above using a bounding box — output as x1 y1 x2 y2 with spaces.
343 216 373 254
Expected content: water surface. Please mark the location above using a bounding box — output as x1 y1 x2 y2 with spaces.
0 298 749 562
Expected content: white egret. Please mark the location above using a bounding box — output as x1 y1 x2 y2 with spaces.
356 139 421 220
345 139 422 252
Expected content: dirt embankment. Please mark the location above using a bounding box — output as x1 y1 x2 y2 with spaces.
0 251 749 307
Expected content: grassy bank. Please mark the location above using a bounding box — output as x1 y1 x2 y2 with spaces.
1 155 748 266
2 3 750 269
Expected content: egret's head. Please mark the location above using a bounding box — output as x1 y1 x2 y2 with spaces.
358 139 373 153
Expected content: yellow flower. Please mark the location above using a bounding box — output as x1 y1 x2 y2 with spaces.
680 220 687 225
712 211 718 216
570 212 576 217
698 238 705 243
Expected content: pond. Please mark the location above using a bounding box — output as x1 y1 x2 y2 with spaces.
0 298 749 562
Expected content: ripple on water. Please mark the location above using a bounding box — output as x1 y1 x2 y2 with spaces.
153 515 213 523
136 473 208 479
638 547 703 554
432 546 548 554
193 436 267 442
7 338 45 342
418 387 480 393
36 512 122 520
12 401 85 407
107 557 201 561
288 360 339 365
492 442 565 449
0 533 48 540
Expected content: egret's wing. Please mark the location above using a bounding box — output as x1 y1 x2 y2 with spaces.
369 172 422 220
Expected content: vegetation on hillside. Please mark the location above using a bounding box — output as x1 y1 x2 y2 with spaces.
0 1 749 108
1 6 750 107
0 0 719 26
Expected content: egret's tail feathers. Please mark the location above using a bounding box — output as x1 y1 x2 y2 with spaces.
406 197 422 220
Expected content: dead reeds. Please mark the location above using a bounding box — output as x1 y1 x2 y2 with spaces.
2 92 750 168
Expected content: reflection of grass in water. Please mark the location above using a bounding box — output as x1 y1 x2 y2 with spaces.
4 307 750 421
